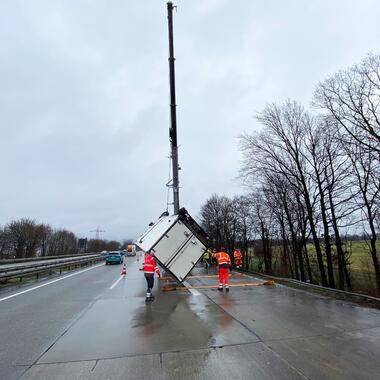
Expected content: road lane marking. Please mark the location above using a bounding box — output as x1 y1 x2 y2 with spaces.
0 263 104 303
183 281 201 296
110 276 124 289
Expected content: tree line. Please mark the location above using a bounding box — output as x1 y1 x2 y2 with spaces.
0 218 78 259
86 239 123 253
0 218 124 259
200 53 380 293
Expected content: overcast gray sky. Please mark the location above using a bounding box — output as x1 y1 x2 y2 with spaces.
1 0 380 241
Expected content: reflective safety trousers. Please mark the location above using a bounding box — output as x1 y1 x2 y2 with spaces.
219 267 229 286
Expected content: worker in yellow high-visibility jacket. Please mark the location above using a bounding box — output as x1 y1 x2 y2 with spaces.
202 249 211 270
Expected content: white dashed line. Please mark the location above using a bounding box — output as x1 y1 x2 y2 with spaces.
109 275 124 289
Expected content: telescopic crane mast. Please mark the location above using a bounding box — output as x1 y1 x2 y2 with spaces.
167 1 180 215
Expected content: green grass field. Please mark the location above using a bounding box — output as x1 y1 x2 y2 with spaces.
304 240 379 273
248 239 380 295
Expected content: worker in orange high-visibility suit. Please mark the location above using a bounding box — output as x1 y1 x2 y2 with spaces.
142 251 161 302
234 249 243 269
215 250 231 292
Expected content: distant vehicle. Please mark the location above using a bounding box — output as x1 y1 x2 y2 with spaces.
126 245 136 257
100 251 108 257
105 251 123 265
126 244 136 256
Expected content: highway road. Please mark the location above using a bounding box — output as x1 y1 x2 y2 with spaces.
1 256 380 379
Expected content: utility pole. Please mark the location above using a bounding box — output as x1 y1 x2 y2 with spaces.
167 1 180 214
90 226 105 240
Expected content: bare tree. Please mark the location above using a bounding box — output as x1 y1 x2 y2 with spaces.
106 241 121 251
321 120 355 290
200 194 230 251
37 224 52 257
304 117 337 288
87 239 108 253
0 227 11 259
48 229 78 256
233 195 253 269
5 218 41 258
249 191 273 274
314 53 380 290
344 141 380 290
314 53 380 153
240 101 328 286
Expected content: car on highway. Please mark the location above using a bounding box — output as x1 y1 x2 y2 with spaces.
105 251 123 265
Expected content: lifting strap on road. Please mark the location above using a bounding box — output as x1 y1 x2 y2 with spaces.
162 280 275 292
161 273 244 280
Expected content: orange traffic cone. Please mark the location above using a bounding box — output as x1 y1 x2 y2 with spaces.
121 264 127 277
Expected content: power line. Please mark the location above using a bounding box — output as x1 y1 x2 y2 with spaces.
90 226 105 240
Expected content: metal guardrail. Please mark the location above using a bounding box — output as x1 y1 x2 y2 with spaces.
0 254 104 282
0 253 100 265
236 267 380 308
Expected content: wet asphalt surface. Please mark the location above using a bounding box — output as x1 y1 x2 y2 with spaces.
1 257 380 379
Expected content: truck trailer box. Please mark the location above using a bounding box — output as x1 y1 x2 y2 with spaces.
136 208 208 282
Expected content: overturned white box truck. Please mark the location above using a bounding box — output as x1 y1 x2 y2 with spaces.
135 208 208 282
